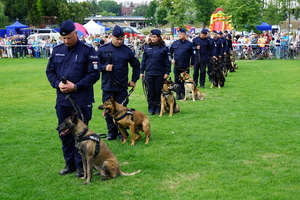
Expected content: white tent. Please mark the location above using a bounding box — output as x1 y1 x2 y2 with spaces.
83 19 105 35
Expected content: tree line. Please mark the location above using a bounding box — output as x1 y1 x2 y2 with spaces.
0 0 299 31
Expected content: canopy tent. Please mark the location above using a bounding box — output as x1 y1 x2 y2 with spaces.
74 22 89 37
83 19 105 35
256 22 272 31
96 21 110 32
5 21 29 36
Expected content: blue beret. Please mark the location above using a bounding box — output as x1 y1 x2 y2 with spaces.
112 25 124 38
200 29 208 34
150 29 161 36
218 31 223 35
60 19 75 36
178 28 186 33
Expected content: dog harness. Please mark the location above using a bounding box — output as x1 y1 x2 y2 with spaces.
75 127 106 158
113 109 135 123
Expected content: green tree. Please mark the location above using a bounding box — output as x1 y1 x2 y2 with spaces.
132 4 148 16
223 0 264 31
98 0 120 16
68 2 90 24
159 0 192 28
193 0 215 28
99 10 116 16
155 7 168 25
89 0 100 16
0 0 8 27
262 0 285 25
145 0 158 25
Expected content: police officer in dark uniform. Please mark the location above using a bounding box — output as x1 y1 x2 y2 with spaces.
211 30 224 60
170 28 194 99
218 31 226 61
192 29 212 88
97 25 140 141
140 29 171 115
46 19 100 177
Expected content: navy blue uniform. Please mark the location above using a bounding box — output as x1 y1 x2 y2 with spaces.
46 40 100 169
170 39 194 97
211 38 224 58
98 42 140 139
192 36 212 87
141 44 171 113
224 38 233 54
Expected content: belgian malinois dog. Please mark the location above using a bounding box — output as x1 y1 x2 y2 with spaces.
159 78 180 117
56 113 141 184
179 71 204 101
98 96 151 146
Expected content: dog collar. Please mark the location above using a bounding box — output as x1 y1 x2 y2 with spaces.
76 127 89 139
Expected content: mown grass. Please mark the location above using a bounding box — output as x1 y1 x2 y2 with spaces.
0 58 299 200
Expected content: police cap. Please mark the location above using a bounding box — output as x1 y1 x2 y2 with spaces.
178 28 186 33
212 30 218 34
224 30 228 33
112 25 124 38
150 29 161 36
218 31 223 35
60 19 76 36
227 34 232 39
200 29 208 35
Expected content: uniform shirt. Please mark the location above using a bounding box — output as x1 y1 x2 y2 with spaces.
98 42 140 91
192 36 212 62
140 44 171 76
170 39 194 69
46 40 100 107
211 38 224 57
224 39 233 54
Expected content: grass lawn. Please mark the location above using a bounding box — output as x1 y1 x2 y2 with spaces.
0 58 299 199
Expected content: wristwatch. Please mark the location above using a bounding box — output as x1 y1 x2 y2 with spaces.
74 84 78 92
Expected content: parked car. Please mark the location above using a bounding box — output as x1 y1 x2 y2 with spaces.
119 26 144 40
27 33 60 42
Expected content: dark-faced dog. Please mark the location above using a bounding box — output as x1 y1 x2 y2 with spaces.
210 58 225 89
56 113 141 184
179 71 204 101
159 77 180 117
225 54 236 75
98 96 151 146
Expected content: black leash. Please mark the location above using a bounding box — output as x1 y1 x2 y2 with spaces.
141 76 160 106
66 94 86 124
121 86 135 105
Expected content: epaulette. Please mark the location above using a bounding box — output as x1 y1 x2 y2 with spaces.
82 42 92 48
53 43 64 49
122 44 132 51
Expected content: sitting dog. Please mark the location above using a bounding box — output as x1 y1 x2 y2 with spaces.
179 71 204 101
209 58 225 89
56 112 141 184
159 78 180 117
225 54 236 75
230 54 238 70
98 96 151 146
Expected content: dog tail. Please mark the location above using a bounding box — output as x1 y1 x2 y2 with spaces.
119 169 141 176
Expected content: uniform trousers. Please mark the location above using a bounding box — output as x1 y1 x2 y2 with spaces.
102 90 129 139
56 104 92 168
145 75 164 113
193 60 209 86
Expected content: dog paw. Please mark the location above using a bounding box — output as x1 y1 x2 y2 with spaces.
83 181 90 185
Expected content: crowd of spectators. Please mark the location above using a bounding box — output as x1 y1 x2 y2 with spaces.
0 30 299 60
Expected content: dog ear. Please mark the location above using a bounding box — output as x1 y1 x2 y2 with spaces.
110 95 116 105
71 111 78 123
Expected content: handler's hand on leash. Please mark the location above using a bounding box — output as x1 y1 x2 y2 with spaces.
59 80 76 93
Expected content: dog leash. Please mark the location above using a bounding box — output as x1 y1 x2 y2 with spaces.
121 86 135 105
65 94 86 124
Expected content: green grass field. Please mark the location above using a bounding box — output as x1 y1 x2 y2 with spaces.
0 58 299 199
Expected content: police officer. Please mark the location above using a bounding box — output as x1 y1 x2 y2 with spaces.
211 30 224 60
218 31 226 61
193 29 212 88
97 25 140 141
46 19 100 177
140 29 171 115
170 28 194 99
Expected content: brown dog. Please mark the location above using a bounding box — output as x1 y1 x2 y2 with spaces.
98 96 151 146
179 71 204 101
56 113 141 184
159 78 180 117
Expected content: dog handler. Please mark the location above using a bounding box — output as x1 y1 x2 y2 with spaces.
140 29 171 115
192 29 212 88
169 28 194 99
97 25 140 141
46 19 100 177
